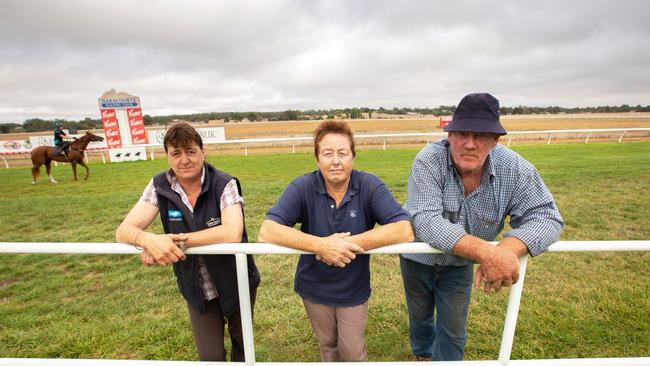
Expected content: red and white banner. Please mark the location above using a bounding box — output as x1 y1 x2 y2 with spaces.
101 108 123 148
127 107 147 145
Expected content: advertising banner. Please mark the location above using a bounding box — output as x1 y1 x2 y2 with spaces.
147 127 225 145
0 140 32 154
101 108 122 148
98 89 147 162
127 107 148 145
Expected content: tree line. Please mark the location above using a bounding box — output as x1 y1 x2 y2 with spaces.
2 104 649 134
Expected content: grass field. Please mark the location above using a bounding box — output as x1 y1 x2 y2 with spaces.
1 142 649 361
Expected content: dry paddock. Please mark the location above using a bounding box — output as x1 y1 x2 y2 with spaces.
2 114 650 168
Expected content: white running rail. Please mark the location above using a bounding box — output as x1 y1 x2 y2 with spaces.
1 240 649 366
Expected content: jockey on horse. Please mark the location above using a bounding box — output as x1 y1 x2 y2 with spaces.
53 123 75 156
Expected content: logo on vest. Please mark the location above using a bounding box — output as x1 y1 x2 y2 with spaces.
349 209 358 218
206 217 221 227
168 209 184 221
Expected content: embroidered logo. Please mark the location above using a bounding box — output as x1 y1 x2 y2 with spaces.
349 209 358 218
206 217 221 227
168 209 183 221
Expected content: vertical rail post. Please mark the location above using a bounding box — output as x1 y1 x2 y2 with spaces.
547 133 553 145
618 130 627 143
498 255 529 365
383 139 386 150
507 136 512 147
585 132 592 144
244 144 248 156
236 253 256 366
1 155 8 169
149 146 155 161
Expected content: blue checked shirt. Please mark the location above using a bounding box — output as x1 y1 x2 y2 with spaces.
402 138 563 267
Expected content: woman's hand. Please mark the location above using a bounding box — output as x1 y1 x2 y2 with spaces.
140 232 187 265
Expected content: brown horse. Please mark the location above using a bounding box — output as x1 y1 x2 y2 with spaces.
31 131 105 184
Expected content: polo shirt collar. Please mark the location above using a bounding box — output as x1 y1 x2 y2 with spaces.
314 170 359 199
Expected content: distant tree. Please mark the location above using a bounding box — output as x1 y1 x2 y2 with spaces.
247 112 258 122
0 123 19 133
279 110 299 121
143 114 154 125
23 118 52 132
350 108 362 119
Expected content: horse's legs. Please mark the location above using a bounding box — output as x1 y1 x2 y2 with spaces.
45 160 58 184
78 160 90 180
31 164 41 184
71 161 78 181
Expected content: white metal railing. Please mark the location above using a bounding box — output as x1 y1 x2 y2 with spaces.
1 240 649 366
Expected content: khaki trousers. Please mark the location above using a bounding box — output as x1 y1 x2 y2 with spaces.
302 298 369 362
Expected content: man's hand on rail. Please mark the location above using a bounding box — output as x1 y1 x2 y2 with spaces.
473 245 519 294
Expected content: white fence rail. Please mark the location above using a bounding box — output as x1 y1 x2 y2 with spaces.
2 128 649 168
1 240 649 366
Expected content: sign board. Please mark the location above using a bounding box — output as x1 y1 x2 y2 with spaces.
98 89 148 162
108 146 147 163
439 116 452 129
0 140 32 154
147 127 225 145
29 133 108 150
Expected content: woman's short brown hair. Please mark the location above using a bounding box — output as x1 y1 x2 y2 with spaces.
313 120 356 158
163 122 203 152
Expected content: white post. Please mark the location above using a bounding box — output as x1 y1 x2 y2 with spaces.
498 255 529 365
236 253 256 366
383 139 386 150
0 155 8 169
149 146 155 161
585 132 592 144
547 133 553 145
618 130 627 143
292 143 295 154
507 136 512 147
244 145 248 156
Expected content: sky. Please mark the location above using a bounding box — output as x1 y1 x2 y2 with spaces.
1 0 649 123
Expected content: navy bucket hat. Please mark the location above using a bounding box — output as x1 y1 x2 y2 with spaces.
444 93 507 135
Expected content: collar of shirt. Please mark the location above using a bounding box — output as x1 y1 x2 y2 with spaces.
313 169 360 206
165 165 206 212
444 139 496 189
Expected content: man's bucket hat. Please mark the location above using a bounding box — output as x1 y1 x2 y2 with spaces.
444 93 507 135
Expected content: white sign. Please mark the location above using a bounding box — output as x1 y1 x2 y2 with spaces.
29 133 108 150
148 127 225 145
108 147 147 162
0 140 32 154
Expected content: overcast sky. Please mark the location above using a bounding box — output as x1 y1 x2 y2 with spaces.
1 0 649 123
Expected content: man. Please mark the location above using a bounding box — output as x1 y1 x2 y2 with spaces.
53 123 72 155
401 93 563 361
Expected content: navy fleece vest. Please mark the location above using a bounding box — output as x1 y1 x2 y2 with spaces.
153 163 260 316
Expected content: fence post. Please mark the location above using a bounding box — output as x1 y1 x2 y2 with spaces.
1 155 8 169
236 253 256 366
618 130 627 143
585 132 592 144
547 133 553 145
498 255 529 365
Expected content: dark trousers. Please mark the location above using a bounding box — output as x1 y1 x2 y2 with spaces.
187 288 257 361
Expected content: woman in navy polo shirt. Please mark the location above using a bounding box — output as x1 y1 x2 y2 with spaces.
259 120 414 361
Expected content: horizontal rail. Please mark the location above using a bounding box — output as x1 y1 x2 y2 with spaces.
2 241 649 255
1 240 648 366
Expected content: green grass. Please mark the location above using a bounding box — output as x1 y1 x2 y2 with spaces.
1 142 649 361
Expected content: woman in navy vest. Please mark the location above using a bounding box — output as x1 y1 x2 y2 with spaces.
116 122 260 361
259 120 414 361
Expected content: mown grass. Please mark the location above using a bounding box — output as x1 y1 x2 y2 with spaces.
0 142 649 361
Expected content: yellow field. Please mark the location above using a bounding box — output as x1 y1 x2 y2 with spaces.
1 113 649 168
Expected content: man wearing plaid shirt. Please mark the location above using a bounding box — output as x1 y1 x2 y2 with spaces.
401 93 563 361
